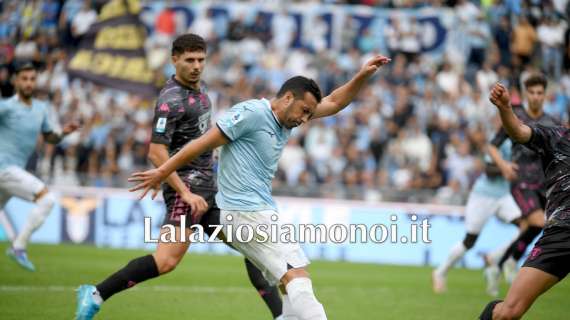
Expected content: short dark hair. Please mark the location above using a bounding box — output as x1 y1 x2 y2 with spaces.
524 73 547 90
14 61 36 74
171 33 207 56
276 76 322 103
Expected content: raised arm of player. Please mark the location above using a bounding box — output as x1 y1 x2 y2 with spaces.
312 55 390 119
489 83 532 144
129 126 230 199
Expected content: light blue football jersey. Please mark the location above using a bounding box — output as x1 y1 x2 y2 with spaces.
0 95 58 170
215 98 291 211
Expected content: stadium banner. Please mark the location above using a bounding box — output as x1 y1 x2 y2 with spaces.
0 186 521 269
67 0 160 97
139 1 454 56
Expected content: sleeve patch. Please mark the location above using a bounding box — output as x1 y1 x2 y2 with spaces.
155 117 167 133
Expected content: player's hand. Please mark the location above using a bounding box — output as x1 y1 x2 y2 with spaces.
489 83 511 111
360 55 391 77
499 161 518 181
128 168 167 200
181 192 209 223
62 121 80 135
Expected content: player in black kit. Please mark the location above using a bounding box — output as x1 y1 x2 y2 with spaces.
480 83 570 319
485 74 559 288
75 34 282 320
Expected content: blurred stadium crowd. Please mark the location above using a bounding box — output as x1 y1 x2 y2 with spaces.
1 0 569 203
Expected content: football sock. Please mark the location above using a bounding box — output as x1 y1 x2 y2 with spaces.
286 277 327 320
435 242 466 276
13 192 55 249
96 254 159 301
244 258 283 318
499 226 542 269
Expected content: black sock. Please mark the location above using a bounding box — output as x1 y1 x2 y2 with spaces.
96 254 159 301
499 226 542 268
244 258 283 318
479 300 503 320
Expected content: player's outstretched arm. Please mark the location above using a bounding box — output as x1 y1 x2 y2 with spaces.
129 126 229 199
312 55 390 119
43 121 80 144
148 143 208 214
489 83 532 144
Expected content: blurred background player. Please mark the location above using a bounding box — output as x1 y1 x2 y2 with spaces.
0 62 78 271
485 74 559 291
75 34 282 320
433 138 522 296
128 55 391 320
480 83 570 320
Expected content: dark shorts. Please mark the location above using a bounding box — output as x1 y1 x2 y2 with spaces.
511 184 546 217
162 187 222 240
522 226 570 280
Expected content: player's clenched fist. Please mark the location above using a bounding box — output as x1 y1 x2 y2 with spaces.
489 83 511 111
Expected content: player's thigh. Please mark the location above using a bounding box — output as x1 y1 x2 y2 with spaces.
464 193 496 234
499 267 559 316
0 166 45 202
497 194 522 224
220 210 310 286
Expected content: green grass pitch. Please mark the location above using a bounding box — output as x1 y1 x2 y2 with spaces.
1 243 568 319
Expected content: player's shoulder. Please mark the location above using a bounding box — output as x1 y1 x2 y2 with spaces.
542 112 561 126
157 78 187 105
32 98 50 109
233 98 270 116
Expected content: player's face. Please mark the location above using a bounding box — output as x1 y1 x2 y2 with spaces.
173 50 206 86
283 91 318 129
525 84 545 112
14 69 37 99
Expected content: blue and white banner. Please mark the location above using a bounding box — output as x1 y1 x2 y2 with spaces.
140 2 455 56
0 186 520 269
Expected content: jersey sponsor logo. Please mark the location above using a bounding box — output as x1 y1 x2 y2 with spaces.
198 111 211 134
158 103 170 112
231 112 241 124
155 117 167 133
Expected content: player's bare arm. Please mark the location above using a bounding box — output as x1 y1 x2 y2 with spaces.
43 121 80 144
147 143 208 216
489 83 532 144
486 144 518 181
312 55 390 119
129 126 230 198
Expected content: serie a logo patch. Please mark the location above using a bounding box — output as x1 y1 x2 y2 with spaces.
155 117 167 133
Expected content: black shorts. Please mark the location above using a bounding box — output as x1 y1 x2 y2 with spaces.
162 187 221 238
522 226 570 280
511 184 546 217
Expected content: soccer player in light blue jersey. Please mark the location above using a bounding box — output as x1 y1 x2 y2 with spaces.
0 62 78 271
129 55 390 320
433 139 523 296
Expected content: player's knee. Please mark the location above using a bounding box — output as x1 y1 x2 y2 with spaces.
36 191 56 208
462 233 478 250
495 302 525 320
155 255 181 274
